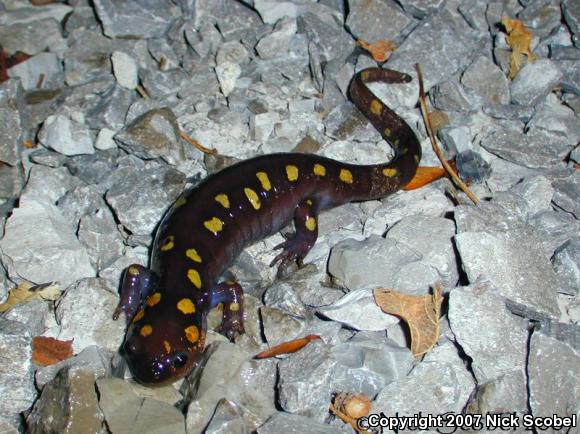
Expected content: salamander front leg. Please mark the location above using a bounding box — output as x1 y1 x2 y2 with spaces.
271 198 319 269
209 281 245 341
112 264 157 322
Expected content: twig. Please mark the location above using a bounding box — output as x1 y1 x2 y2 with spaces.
135 79 215 155
179 130 217 155
133 78 215 154
414 64 479 205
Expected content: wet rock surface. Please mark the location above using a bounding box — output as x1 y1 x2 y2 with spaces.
0 0 578 433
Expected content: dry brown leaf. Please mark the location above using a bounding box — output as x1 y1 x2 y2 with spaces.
373 285 443 357
0 281 61 313
502 17 537 80
32 336 74 366
357 39 396 62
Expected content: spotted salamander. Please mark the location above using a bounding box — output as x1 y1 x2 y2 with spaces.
113 68 422 384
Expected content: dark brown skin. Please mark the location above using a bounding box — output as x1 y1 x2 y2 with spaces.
114 67 422 384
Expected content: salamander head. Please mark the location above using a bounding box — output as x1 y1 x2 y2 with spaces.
123 315 205 385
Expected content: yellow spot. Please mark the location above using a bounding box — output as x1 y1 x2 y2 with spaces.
204 217 224 234
187 269 202 289
174 197 187 208
185 325 199 343
286 164 299 181
229 302 240 312
339 168 353 184
399 146 408 155
163 340 171 353
186 248 202 263
383 127 392 137
370 99 383 116
225 280 236 285
177 298 196 314
128 266 139 276
215 193 230 209
256 172 271 191
160 235 175 251
244 187 261 210
305 217 317 231
313 164 326 176
306 199 313 205
361 70 370 81
140 325 153 337
382 167 398 177
132 309 145 323
393 139 400 148
146 292 161 307
414 154 420 164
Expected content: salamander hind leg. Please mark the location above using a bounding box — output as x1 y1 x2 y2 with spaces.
209 281 245 341
270 198 319 271
113 264 158 322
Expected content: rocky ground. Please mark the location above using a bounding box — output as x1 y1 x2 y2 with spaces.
0 0 578 433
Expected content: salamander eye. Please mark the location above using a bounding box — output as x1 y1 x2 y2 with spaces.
172 352 188 368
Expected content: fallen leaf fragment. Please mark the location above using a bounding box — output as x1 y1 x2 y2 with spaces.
330 392 372 434
404 158 459 190
253 334 322 359
23 139 36 149
0 50 31 83
373 285 443 357
32 336 74 366
0 281 61 313
502 17 537 80
357 39 396 62
404 165 448 190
